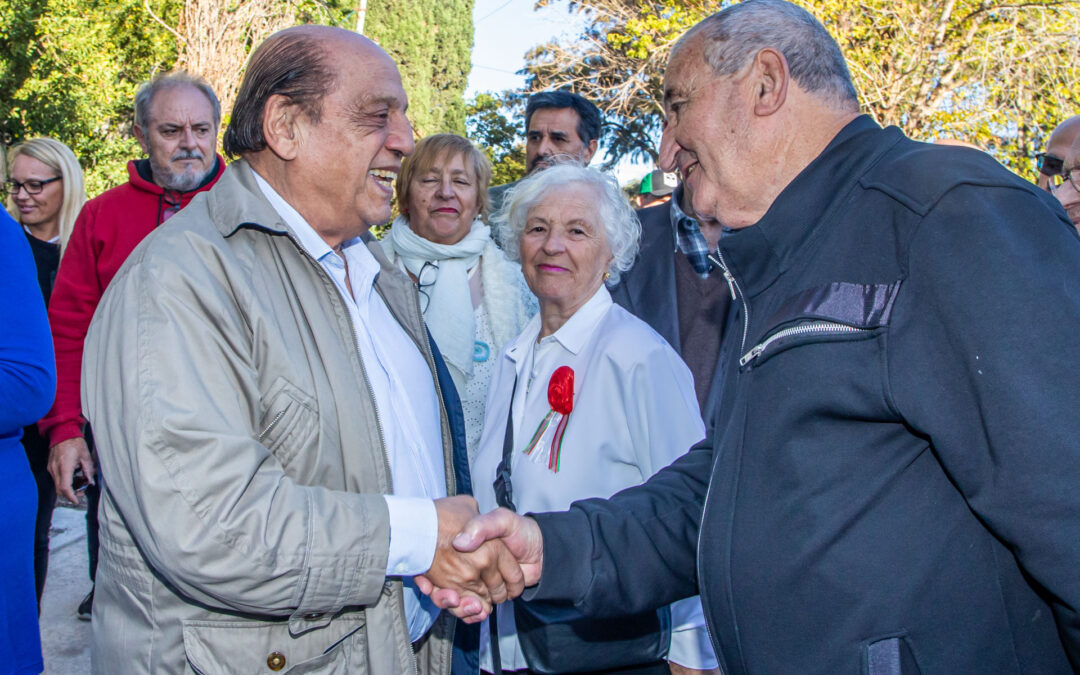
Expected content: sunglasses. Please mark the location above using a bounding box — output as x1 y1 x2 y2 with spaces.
1036 152 1065 177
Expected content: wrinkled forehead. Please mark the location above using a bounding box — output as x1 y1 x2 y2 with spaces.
528 107 582 135
663 39 707 106
149 84 216 124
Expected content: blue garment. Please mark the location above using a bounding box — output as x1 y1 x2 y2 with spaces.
0 208 55 675
529 116 1080 673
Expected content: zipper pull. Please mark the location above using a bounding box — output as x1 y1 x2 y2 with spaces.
739 344 764 367
708 253 737 300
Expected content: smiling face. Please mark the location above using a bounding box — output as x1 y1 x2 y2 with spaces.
659 36 761 228
135 84 218 191
406 150 481 245
526 107 597 174
520 182 613 325
10 154 63 237
286 39 414 239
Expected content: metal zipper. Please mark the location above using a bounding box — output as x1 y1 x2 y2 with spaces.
258 409 287 441
739 320 869 367
708 249 750 355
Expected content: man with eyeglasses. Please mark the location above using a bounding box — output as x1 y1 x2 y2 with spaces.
36 71 225 621
1035 114 1080 191
1051 135 1080 232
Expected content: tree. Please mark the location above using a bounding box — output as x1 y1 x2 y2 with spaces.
363 0 475 138
524 0 1080 177
466 91 527 187
1 0 179 193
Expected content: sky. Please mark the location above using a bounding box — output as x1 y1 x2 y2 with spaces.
467 0 653 185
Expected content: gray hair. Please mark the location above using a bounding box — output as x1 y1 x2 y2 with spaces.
678 0 859 112
134 72 221 134
494 163 640 286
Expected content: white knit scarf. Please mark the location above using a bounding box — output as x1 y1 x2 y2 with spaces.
388 214 490 379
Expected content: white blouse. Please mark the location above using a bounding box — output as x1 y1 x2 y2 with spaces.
471 286 718 672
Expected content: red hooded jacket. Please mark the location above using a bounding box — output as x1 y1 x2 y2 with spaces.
39 156 225 446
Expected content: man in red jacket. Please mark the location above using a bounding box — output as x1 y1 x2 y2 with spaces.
38 71 225 619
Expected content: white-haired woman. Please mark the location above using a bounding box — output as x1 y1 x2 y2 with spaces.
470 164 719 675
382 133 536 463
5 137 86 608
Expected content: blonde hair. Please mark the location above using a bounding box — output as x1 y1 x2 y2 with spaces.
396 134 492 220
7 137 87 254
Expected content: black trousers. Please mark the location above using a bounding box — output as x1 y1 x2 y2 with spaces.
24 440 55 608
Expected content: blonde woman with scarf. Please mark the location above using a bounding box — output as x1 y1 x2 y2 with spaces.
382 134 536 462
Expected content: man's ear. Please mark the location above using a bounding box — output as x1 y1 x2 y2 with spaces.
133 124 150 155
584 138 598 164
752 47 789 117
262 94 304 161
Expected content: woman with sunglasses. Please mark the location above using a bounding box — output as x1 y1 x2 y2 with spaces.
5 137 87 608
382 134 536 463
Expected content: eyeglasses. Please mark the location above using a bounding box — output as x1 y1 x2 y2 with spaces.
1037 152 1065 178
415 260 439 313
3 176 62 196
1051 167 1080 195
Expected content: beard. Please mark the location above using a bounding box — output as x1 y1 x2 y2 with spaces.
149 150 213 192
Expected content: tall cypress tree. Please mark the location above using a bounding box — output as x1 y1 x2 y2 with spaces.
363 0 475 138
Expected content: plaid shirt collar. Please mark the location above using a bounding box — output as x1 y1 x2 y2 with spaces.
669 186 715 278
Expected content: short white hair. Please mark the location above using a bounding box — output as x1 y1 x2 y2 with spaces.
494 163 640 285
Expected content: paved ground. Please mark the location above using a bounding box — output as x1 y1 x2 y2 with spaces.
39 505 93 674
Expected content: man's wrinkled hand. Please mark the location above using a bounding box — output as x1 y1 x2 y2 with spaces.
48 436 95 503
418 496 525 620
417 507 544 622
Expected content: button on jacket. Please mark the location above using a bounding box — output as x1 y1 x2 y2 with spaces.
83 160 456 675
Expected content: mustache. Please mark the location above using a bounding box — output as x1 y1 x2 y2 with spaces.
171 149 204 162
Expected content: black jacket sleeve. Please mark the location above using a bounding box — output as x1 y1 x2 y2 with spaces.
527 441 713 618
888 182 1080 666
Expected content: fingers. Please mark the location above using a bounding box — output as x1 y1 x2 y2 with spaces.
453 507 516 553
48 438 94 503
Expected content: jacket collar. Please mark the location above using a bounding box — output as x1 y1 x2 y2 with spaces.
126 155 225 197
718 115 898 297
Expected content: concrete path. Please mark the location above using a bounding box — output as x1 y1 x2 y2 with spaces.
39 505 93 674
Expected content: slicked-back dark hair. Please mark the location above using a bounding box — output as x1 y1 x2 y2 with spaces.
223 29 338 158
524 91 602 146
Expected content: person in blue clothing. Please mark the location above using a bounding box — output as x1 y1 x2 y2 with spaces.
0 206 56 674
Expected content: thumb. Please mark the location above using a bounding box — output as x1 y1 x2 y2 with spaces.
453 508 512 552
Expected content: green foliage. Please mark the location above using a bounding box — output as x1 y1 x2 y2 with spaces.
466 91 526 187
364 0 475 138
1 0 180 194
525 0 1080 178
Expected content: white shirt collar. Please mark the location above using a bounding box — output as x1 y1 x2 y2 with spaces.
251 169 378 294
507 285 612 362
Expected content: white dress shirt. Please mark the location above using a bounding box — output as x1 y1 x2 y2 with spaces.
253 172 444 642
472 286 719 671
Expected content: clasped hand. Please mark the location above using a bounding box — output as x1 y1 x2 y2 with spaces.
419 497 544 622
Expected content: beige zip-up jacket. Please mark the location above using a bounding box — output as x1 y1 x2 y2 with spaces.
82 160 455 675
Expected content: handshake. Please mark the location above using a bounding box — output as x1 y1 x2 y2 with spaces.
419 496 545 622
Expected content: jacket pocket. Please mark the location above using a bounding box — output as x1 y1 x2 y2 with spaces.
182 615 365 675
258 377 318 469
864 634 923 675
740 281 901 369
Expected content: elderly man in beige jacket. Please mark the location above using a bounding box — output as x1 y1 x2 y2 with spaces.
82 26 522 674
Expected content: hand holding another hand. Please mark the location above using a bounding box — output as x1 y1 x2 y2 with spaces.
419 497 528 621
416 506 545 622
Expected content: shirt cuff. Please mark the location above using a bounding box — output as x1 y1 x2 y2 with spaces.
383 495 438 576
668 597 719 670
